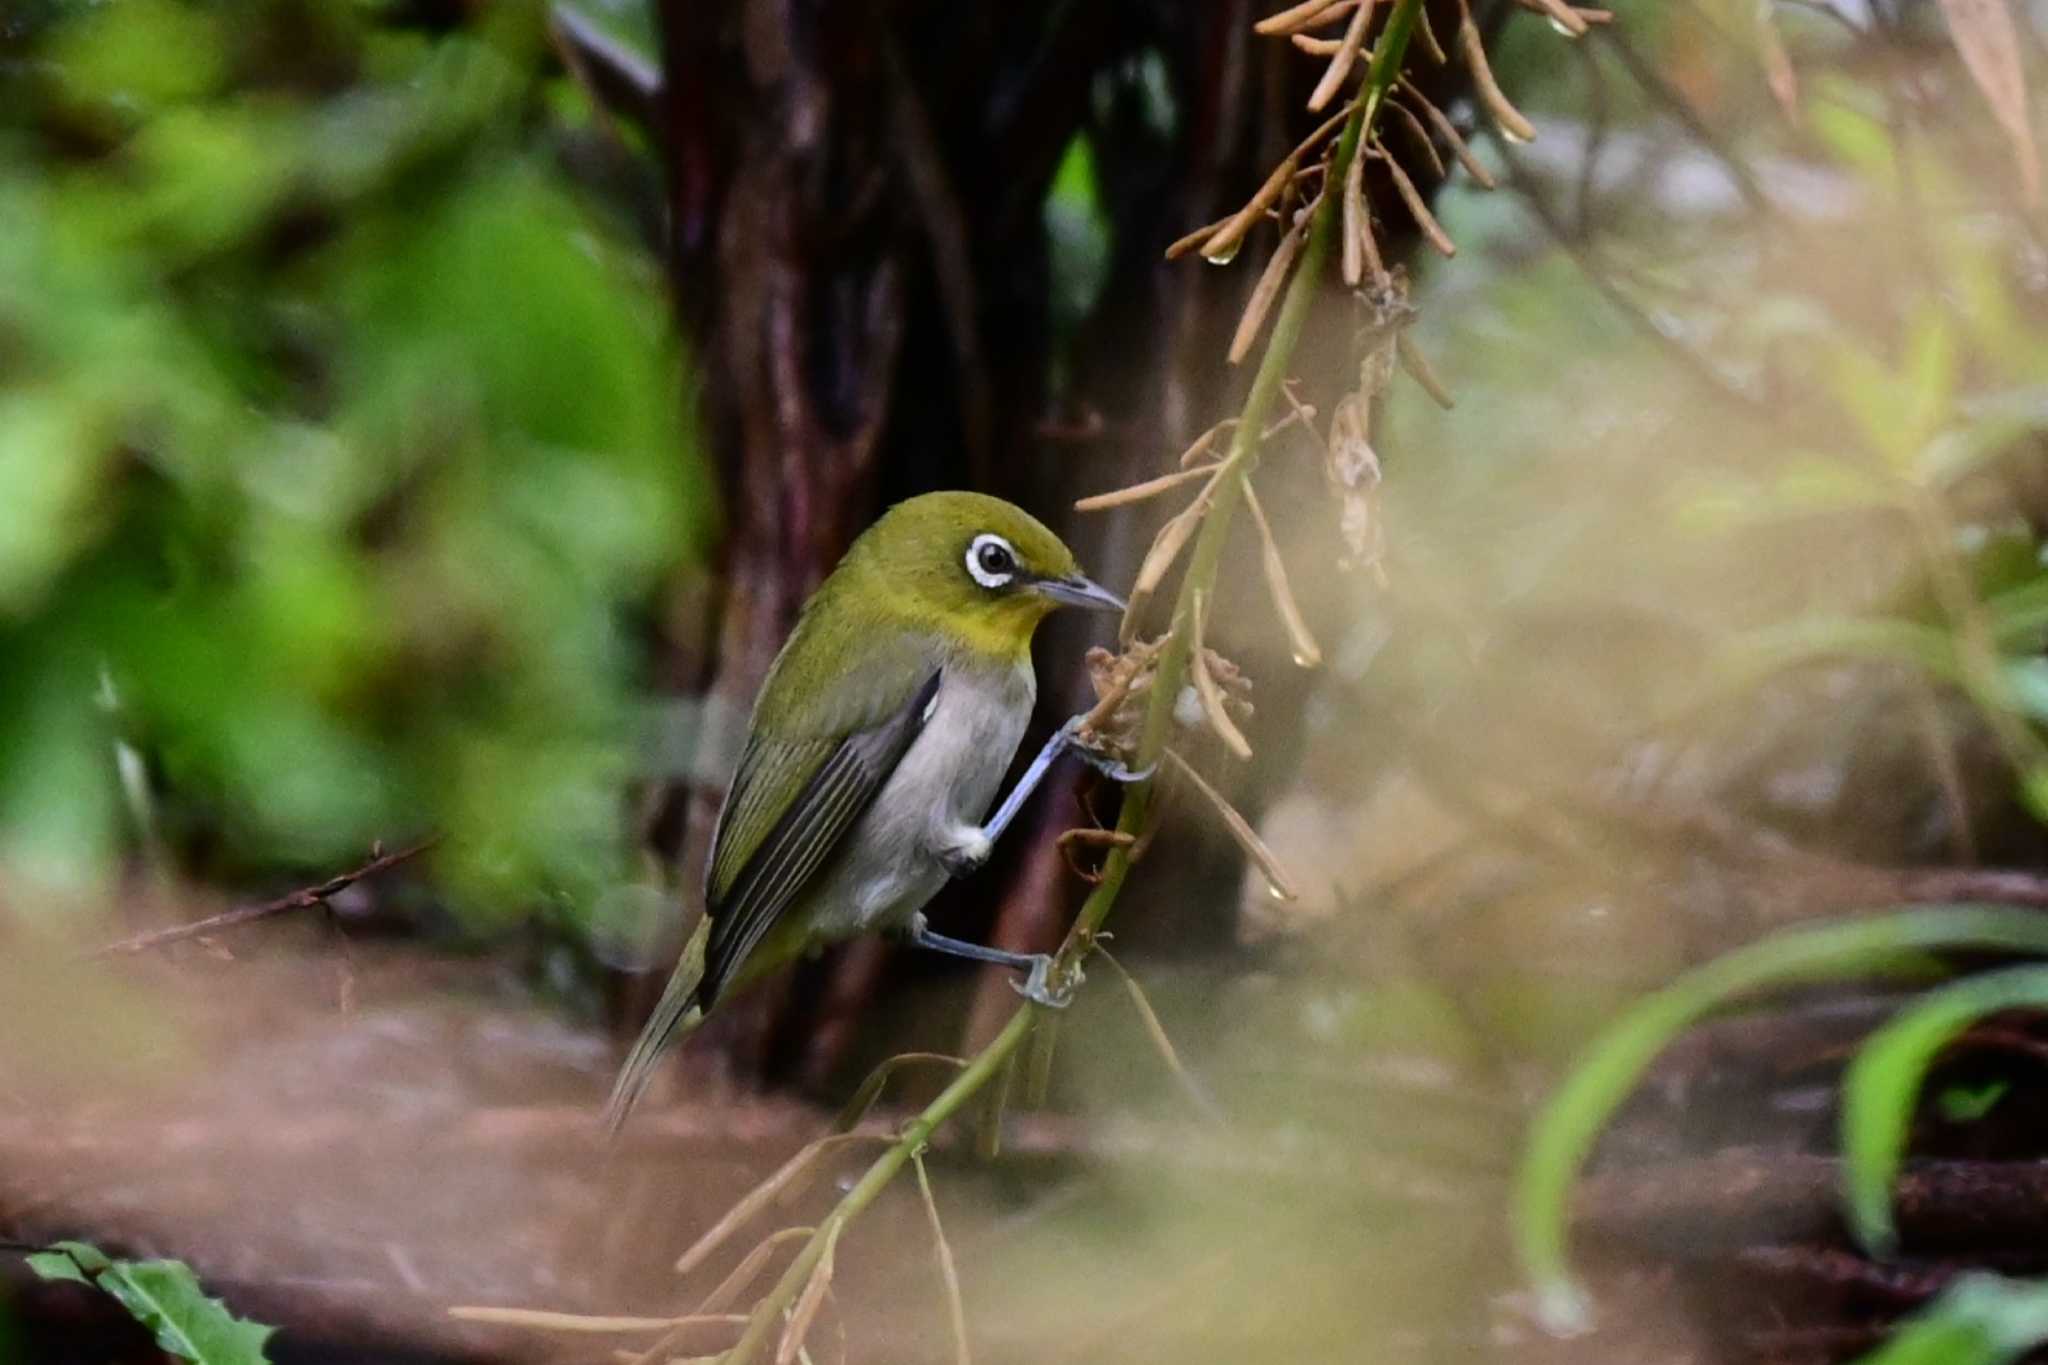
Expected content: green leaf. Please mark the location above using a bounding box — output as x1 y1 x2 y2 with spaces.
22 1243 273 1365
94 1258 275 1365
1841 965 2048 1256
1513 907 2048 1332
1937 1079 2009 1124
1852 1274 2048 1365
25 1252 92 1285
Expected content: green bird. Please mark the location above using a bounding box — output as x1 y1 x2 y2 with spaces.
604 491 1135 1132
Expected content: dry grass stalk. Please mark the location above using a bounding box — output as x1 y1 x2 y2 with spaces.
1198 152 1299 262
834 1052 966 1131
1459 8 1536 142
1096 946 1227 1124
1387 98 1445 177
1075 462 1223 512
1377 141 1455 255
448 1307 681 1332
1162 749 1300 901
1396 331 1454 409
1290 32 1344 55
1307 0 1376 112
1229 217 1308 363
1253 0 1352 36
912 1152 973 1365
674 1134 885 1275
774 1223 841 1365
1398 77 1494 187
698 1228 818 1314
1241 478 1323 666
1341 134 1369 286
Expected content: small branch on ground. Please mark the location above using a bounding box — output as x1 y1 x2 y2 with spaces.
89 838 439 958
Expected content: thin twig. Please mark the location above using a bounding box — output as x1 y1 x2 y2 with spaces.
91 839 438 958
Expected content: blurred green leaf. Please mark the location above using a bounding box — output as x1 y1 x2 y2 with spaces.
1850 1274 2048 1365
28 1242 274 1365
1937 1079 2009 1123
1841 965 2048 1256
1514 907 2048 1332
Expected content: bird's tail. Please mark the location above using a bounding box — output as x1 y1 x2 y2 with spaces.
602 917 713 1137
603 976 704 1137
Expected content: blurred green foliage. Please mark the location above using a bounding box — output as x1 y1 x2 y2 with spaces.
0 0 707 927
26 1241 273 1365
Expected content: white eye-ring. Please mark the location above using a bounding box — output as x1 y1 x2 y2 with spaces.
966 533 1018 589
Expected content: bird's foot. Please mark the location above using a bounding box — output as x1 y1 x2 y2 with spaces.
1058 715 1155 785
1011 953 1079 1009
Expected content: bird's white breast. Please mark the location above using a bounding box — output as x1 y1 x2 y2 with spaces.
797 657 1035 941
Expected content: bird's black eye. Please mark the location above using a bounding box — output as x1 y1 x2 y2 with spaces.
966 533 1018 588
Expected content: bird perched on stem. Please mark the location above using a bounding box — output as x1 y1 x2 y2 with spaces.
605 491 1138 1132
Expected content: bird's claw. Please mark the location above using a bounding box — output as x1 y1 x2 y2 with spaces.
1058 715 1154 785
1012 954 1079 1009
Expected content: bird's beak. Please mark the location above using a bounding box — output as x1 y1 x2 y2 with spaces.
1034 573 1127 613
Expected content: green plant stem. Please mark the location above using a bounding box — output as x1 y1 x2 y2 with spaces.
716 9 1425 1359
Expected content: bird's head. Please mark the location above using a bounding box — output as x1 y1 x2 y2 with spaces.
845 491 1124 658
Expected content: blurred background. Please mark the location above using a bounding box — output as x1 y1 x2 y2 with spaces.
3 0 2048 1361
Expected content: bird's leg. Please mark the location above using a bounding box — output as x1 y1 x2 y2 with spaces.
905 914 1076 1008
973 716 1154 853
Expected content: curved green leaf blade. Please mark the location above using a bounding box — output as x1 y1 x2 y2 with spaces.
23 1243 273 1365
1853 1274 2048 1365
1841 964 2048 1256
1514 906 2048 1333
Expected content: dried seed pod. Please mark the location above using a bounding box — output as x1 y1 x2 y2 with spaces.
1290 32 1344 56
1379 141 1455 256
1397 330 1455 409
1399 76 1495 188
1414 3 1448 62
1166 211 1235 260
1163 749 1300 902
1254 0 1353 36
1387 98 1446 178
1242 478 1323 667
1307 0 1375 112
1527 0 1588 36
1191 592 1254 759
1199 153 1298 263
1459 10 1537 142
1122 466 1225 644
1341 129 1369 286
1229 217 1308 364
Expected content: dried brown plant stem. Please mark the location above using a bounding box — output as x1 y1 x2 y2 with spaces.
91 837 438 957
709 8 1427 1362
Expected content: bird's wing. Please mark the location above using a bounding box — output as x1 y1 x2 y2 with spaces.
698 667 942 1005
